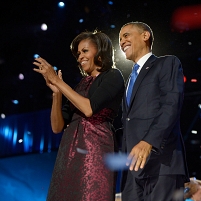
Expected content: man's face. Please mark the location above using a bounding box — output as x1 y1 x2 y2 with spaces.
119 24 145 62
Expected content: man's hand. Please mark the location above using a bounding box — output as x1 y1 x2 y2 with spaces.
127 141 152 171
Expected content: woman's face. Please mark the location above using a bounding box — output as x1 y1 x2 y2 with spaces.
77 39 100 76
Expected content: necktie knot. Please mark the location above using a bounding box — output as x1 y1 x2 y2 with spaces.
126 63 140 105
133 63 140 74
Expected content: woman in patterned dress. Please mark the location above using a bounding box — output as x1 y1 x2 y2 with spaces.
33 31 125 201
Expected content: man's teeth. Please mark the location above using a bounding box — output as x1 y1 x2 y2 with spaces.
124 46 130 52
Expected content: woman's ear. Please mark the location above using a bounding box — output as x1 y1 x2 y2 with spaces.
98 56 102 61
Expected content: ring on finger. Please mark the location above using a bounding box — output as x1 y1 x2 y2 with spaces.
139 155 143 159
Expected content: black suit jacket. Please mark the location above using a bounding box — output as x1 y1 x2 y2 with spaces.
122 55 189 181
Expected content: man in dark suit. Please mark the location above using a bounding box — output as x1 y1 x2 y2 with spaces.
119 21 189 201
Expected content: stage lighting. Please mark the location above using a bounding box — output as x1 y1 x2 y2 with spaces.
171 4 201 32
184 76 187 83
41 23 47 31
18 139 23 143
19 73 24 80
79 19 84 23
58 2 65 8
12 100 19 104
33 54 40 59
191 79 197 82
191 130 197 134
1 113 5 119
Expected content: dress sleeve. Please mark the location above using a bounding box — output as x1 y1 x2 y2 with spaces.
62 100 74 126
89 68 125 114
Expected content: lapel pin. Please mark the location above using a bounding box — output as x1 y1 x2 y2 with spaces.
146 67 149 69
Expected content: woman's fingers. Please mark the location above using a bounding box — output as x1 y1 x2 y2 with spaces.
58 70 62 80
35 57 51 68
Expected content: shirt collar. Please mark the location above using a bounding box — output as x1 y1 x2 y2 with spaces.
136 52 152 73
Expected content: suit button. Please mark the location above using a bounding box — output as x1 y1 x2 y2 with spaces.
126 118 130 121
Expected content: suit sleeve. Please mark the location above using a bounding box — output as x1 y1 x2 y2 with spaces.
89 68 125 114
142 56 184 153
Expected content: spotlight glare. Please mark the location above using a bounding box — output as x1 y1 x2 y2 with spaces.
110 24 115 28
19 73 24 80
18 139 23 143
191 130 197 134
183 76 187 83
58 2 65 8
191 79 197 82
34 54 40 59
171 4 201 32
79 19 84 23
12 100 19 104
41 23 48 31
1 113 6 119
108 1 113 5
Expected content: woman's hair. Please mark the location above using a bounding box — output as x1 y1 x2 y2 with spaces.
70 30 115 76
184 179 200 199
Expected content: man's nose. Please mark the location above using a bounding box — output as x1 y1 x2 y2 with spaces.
119 37 125 46
120 38 125 47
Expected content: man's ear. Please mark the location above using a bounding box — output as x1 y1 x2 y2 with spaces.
143 31 150 42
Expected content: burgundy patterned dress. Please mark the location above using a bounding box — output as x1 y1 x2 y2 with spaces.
47 76 117 201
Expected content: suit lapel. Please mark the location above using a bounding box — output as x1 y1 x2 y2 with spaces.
127 55 157 113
